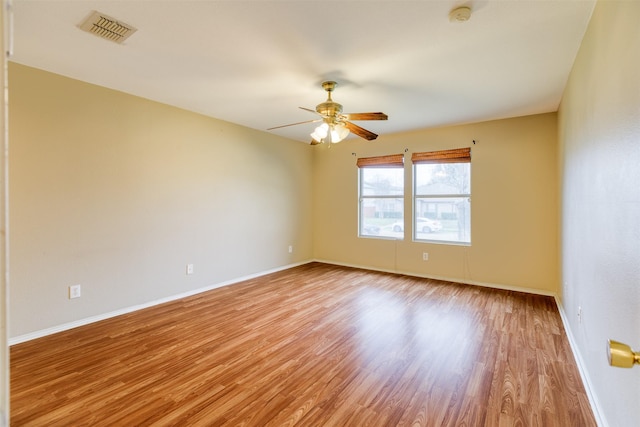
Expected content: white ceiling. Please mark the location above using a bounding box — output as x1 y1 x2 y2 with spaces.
11 0 596 143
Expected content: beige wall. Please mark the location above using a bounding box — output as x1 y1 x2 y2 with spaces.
0 2 8 422
558 0 640 425
313 113 558 294
9 63 562 343
8 63 314 338
9 65 561 336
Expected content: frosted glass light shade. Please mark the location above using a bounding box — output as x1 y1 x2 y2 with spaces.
330 123 350 143
310 123 329 142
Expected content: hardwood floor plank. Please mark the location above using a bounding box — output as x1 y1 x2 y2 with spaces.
10 263 596 426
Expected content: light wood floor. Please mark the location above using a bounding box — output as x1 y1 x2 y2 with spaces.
11 263 596 426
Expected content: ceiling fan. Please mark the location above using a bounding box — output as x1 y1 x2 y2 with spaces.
268 81 388 145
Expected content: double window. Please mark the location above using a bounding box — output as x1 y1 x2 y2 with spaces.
358 148 471 244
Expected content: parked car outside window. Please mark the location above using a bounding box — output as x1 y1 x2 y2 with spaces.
388 217 442 233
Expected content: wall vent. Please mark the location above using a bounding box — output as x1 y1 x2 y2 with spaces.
78 11 137 44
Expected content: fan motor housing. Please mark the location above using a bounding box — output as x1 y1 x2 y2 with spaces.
316 101 343 117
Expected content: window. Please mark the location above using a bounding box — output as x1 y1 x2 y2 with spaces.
412 148 471 244
357 154 404 238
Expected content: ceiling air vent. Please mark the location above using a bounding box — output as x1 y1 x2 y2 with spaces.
78 11 137 44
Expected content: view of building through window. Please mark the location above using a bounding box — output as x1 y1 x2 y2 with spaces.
414 162 471 244
359 167 404 238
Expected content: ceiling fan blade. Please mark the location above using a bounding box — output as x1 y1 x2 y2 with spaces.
343 112 388 121
299 106 320 115
310 139 321 146
267 118 321 130
344 121 379 141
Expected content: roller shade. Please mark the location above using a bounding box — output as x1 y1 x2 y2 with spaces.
356 154 404 168
411 147 471 164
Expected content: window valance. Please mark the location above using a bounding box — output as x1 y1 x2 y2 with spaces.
356 154 404 168
411 147 471 164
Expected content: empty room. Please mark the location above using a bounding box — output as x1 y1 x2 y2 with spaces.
0 0 638 425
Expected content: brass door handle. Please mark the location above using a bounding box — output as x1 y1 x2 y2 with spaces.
608 340 640 368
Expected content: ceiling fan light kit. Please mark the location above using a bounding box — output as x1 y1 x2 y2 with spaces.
268 80 388 145
310 123 329 142
310 122 349 144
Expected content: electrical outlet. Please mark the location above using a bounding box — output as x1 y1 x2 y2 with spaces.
423 252 429 261
186 264 194 275
69 284 81 299
288 245 293 253
577 306 582 324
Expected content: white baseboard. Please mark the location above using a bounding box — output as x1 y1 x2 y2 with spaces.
10 259 554 345
9 260 311 346
313 258 557 297
554 296 607 427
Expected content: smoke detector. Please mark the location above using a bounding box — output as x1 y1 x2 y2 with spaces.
449 6 472 23
78 11 137 44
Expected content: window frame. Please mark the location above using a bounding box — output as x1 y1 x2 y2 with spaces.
412 148 471 245
357 154 405 240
